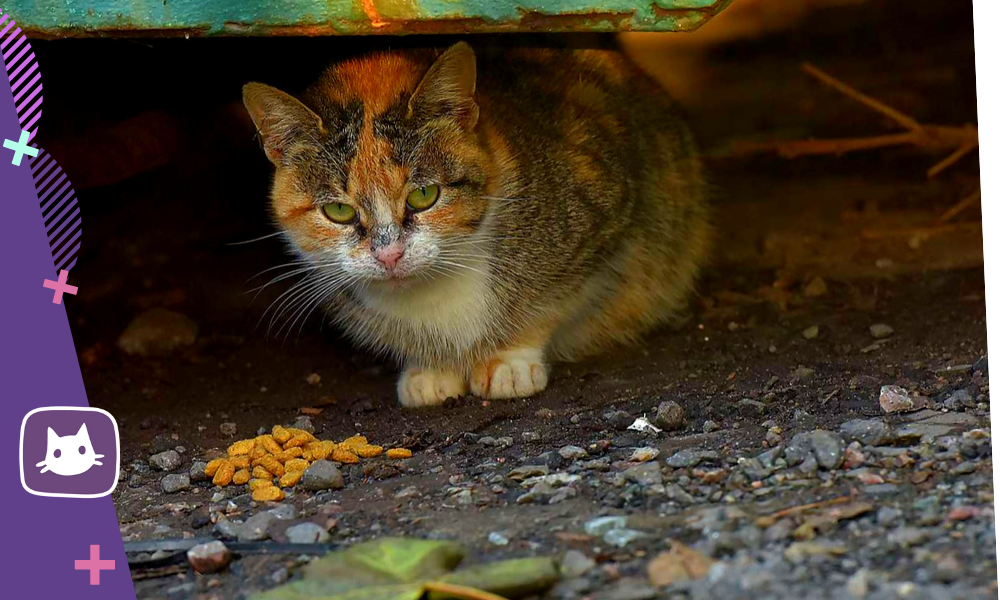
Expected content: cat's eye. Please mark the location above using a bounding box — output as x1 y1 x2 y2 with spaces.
54 449 61 458
321 202 357 224
406 185 440 211
79 446 86 454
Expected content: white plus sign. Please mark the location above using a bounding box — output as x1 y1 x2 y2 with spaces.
3 130 38 166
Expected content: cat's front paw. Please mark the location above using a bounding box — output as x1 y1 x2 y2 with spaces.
470 348 549 400
397 367 468 408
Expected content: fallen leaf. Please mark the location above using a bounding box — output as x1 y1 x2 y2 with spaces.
300 407 324 416
647 541 716 587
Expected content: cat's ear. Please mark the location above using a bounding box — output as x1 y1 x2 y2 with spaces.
47 427 56 445
76 423 89 440
243 83 325 165
409 42 479 129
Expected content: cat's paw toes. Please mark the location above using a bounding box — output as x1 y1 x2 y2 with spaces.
397 368 467 408
470 349 548 400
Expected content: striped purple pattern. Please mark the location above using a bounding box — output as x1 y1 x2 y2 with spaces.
30 150 81 273
0 9 42 140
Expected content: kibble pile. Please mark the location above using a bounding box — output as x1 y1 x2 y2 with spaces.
204 425 412 501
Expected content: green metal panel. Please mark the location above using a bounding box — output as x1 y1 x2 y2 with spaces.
6 0 735 38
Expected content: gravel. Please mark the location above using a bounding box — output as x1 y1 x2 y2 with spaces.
160 474 190 493
284 522 332 544
301 460 344 491
149 450 182 471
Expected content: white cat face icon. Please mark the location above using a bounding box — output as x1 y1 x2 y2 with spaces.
35 423 105 476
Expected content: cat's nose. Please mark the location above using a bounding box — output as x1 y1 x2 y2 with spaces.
372 242 405 270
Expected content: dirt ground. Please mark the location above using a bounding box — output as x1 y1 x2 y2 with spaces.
35 0 994 598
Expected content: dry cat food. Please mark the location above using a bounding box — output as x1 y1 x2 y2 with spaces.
204 426 411 502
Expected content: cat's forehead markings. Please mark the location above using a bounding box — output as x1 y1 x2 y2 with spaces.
330 54 424 114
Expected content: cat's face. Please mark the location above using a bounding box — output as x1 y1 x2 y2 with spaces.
244 43 494 289
36 423 105 476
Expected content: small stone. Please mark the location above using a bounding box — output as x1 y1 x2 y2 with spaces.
302 460 344 491
559 445 588 461
944 389 975 410
604 529 647 548
584 515 628 537
889 527 931 547
560 550 596 578
802 325 820 340
783 432 812 467
803 277 828 298
666 449 700 468
869 324 894 339
522 431 540 442
625 462 663 486
219 422 238 437
187 541 231 574
810 430 845 470
487 532 510 546
840 419 890 446
149 450 182 471
291 416 315 434
189 461 209 482
790 366 815 381
664 484 695 505
239 512 277 542
496 436 514 448
629 447 660 462
214 517 241 540
305 373 321 385
608 411 634 430
117 308 198 356
880 385 925 413
877 507 902 526
846 569 871 598
284 522 331 544
702 420 720 434
652 401 685 431
784 541 847 563
161 474 190 493
508 465 550 481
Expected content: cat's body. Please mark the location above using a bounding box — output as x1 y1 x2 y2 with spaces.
244 39 710 407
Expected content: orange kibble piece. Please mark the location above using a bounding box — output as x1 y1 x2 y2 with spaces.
386 448 413 459
274 448 304 463
272 425 292 444
252 465 271 479
260 455 285 477
252 486 285 502
250 444 268 461
331 449 360 464
204 458 228 477
307 441 336 461
341 435 368 450
279 471 303 487
286 428 316 441
232 469 251 485
283 434 311 450
230 455 250 470
356 445 384 458
257 435 283 455
285 458 309 473
228 439 255 457
213 461 236 486
249 478 274 491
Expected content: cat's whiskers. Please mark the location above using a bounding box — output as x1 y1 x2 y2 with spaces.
225 231 286 246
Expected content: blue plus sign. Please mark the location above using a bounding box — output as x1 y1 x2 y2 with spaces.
3 130 38 166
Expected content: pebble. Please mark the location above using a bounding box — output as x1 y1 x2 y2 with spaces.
559 445 589 460
189 461 209 482
629 447 660 462
284 522 332 544
117 308 198 356
149 450 182 471
652 400 685 431
702 420 720 433
608 411 635 430
239 512 277 542
804 277 828 298
487 531 510 546
877 507 902 526
880 385 925 413
560 550 596 578
214 517 241 540
187 540 232 574
666 449 716 468
522 431 541 442
846 568 872 598
944 389 975 410
291 416 315 434
869 324 894 338
269 504 296 520
839 419 890 446
219 422 238 437
809 430 845 470
508 465 550 481
160 474 190 493
302 460 344 491
584 516 628 536
625 462 663 486
802 325 820 340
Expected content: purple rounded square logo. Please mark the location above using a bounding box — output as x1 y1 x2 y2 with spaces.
19 407 120 498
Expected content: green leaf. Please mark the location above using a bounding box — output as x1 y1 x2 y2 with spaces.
251 582 426 600
432 558 560 600
305 538 466 584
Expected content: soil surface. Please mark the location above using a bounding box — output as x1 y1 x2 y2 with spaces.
40 0 994 598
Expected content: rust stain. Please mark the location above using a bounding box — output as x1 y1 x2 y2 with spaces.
361 0 390 29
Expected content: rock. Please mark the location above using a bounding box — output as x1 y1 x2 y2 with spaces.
189 461 209 482
302 460 344 491
803 277 828 298
608 411 635 430
161 474 190 493
305 372 322 385
239 512 277 542
187 541 232 574
810 430 845 470
652 401 685 431
784 541 847 563
219 422 238 437
117 308 198 356
149 450 182 471
944 389 975 410
559 445 588 461
284 522 331 544
629 447 660 462
880 385 926 413
625 462 663 486
555 552 593 582
584 516 629 537
605 529 647 548
487 532 510 546
702 420 720 433
889 527 932 547
664 484 695 505
802 325 820 340
214 517 241 540
790 366 815 381
869 323 894 338
269 504 296 520
846 569 872 598
291 416 315 434
877 506 902 526
522 431 541 442
666 449 716 468
840 419 890 446
783 432 813 467
508 465 550 481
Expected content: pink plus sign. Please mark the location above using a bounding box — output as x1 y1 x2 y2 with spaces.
42 269 78 304
75 545 115 585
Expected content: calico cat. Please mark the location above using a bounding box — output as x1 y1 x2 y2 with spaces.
243 39 710 407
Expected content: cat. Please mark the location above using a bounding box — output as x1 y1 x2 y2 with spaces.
36 423 104 476
243 38 710 408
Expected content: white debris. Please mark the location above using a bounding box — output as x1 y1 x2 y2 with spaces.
627 416 662 434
